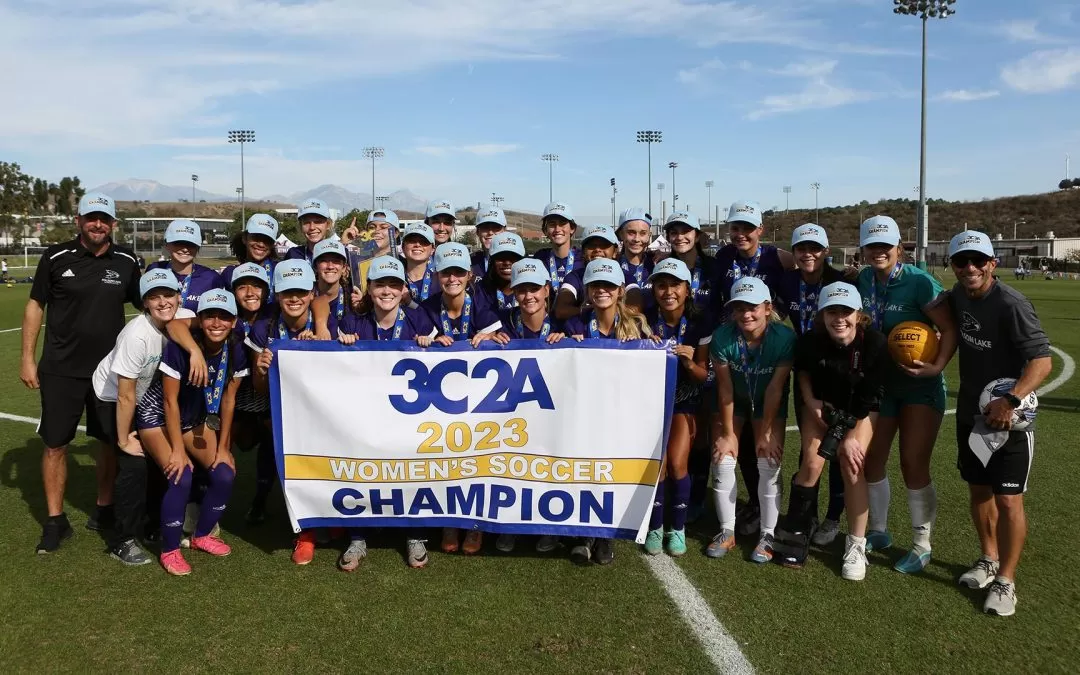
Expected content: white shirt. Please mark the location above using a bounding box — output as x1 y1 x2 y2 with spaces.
92 313 168 403
1 261 7 273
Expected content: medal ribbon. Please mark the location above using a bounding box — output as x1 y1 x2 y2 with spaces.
798 279 821 334
869 262 903 330
376 308 407 341
736 331 765 415
177 272 193 308
441 294 473 337
548 249 575 292
275 310 313 341
513 309 550 338
620 256 645 287
409 261 436 302
588 310 619 339
203 347 228 415
732 247 762 281
655 315 688 346
496 288 518 311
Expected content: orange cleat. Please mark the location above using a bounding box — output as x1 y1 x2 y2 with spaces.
292 530 316 565
462 530 483 555
441 527 460 553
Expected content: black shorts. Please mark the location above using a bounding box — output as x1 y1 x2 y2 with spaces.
956 422 1033 495
37 373 109 448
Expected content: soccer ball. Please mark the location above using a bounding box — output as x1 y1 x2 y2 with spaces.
887 321 939 367
978 378 1038 430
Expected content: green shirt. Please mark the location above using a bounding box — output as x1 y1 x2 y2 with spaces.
856 264 944 334
710 321 796 411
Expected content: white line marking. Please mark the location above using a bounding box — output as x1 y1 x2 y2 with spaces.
784 345 1075 431
643 554 755 674
0 411 85 432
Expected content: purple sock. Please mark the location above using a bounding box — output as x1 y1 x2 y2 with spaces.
649 481 665 530
195 464 235 537
160 466 193 553
672 475 692 531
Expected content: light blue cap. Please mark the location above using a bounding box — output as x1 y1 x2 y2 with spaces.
817 282 862 311
245 213 279 239
476 207 507 228
367 209 400 229
367 255 406 282
230 262 270 288
725 276 772 306
618 207 652 230
583 259 624 287
649 258 692 283
425 199 455 220
402 222 435 244
139 268 179 298
792 223 829 248
78 192 117 219
510 258 550 288
312 239 347 262
665 211 700 230
860 215 901 247
727 200 763 228
196 289 238 316
948 231 995 259
164 219 202 246
297 198 331 219
489 232 526 258
581 223 619 246
542 201 575 223
273 260 316 293
434 242 472 272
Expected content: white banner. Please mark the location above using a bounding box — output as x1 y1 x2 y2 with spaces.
270 340 676 542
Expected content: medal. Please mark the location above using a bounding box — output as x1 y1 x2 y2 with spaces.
736 331 765 416
205 414 221 431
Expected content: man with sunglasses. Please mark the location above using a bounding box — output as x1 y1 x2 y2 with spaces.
20 192 142 553
947 230 1052 617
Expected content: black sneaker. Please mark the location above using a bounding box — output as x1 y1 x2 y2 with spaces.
143 524 161 543
109 538 152 566
86 506 116 532
592 538 615 565
246 502 267 526
569 538 594 565
36 516 73 554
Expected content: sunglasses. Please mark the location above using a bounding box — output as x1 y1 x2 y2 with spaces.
950 254 991 269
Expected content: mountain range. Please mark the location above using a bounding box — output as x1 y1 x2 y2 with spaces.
90 179 428 213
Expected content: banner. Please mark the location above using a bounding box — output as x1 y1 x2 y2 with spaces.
270 340 676 542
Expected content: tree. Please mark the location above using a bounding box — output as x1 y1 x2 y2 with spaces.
0 161 33 216
1072 178 1080 189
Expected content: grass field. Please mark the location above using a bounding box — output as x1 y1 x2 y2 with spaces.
0 273 1078 673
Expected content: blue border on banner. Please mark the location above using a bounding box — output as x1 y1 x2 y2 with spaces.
269 339 677 538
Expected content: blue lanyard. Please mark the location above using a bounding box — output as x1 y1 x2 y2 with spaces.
869 262 903 330
260 259 275 303
655 314 688 346
376 308 407 341
177 271 193 308
275 311 312 341
409 261 435 302
620 256 645 287
588 311 618 339
441 294 472 337
732 248 762 281
203 347 228 415
496 287 518 311
334 285 344 321
798 279 821 334
736 332 765 415
513 310 550 338
548 249 575 292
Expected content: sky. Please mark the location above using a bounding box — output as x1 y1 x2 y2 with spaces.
2 0 1080 225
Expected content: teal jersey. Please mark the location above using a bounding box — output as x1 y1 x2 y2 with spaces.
856 264 944 334
710 321 796 412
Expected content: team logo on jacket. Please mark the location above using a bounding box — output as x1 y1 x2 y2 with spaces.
961 311 981 333
101 269 121 285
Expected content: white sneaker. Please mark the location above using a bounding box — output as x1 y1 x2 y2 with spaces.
841 535 867 581
983 579 1017 617
812 518 840 546
959 556 1000 589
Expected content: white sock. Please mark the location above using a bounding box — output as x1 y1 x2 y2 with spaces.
848 534 867 550
907 482 937 555
868 477 890 533
711 456 737 531
756 457 782 536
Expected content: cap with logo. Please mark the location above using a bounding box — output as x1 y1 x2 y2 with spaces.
245 213 279 240
425 200 455 221
792 223 829 248
510 258 550 288
583 259 624 287
727 200 763 228
817 281 862 311
489 232 526 258
665 211 699 231
297 198 331 220
139 268 180 298
367 209 400 229
618 207 652 230
581 224 620 246
541 202 575 225
196 289 238 316
230 262 270 288
402 222 435 245
434 242 472 272
948 230 995 259
78 192 117 220
273 260 316 293
859 215 901 247
649 258 692 283
725 276 772 306
312 239 348 263
476 207 507 229
164 219 202 246
367 255 406 283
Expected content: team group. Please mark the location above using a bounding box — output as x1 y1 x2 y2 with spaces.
20 191 1051 617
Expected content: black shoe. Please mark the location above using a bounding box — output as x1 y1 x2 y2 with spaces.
109 538 152 566
777 530 811 569
36 516 73 554
143 524 161 544
592 538 615 565
86 505 116 532
570 538 594 565
246 502 267 526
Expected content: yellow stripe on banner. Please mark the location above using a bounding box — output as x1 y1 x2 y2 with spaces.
285 453 661 486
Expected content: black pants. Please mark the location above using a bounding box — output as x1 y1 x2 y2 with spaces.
110 449 153 548
792 382 845 521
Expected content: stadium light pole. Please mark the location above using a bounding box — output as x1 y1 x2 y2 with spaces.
541 154 559 202
657 183 666 220
191 174 199 216
491 193 505 208
637 131 662 217
363 146 385 211
227 130 255 225
810 182 821 225
375 196 390 211
668 162 679 210
894 0 956 268
610 178 617 227
705 181 714 238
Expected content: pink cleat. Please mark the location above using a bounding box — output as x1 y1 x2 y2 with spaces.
160 550 192 576
191 535 231 557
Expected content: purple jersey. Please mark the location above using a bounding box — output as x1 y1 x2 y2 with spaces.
147 262 224 314
474 278 519 313
405 261 441 303
341 305 438 341
534 247 584 292
245 310 315 353
285 244 317 264
775 266 845 336
565 311 619 341
498 309 566 339
420 291 502 340
645 306 714 413
136 337 248 430
470 250 489 278
714 244 786 307
558 264 640 310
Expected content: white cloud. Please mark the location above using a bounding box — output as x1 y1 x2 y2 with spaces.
747 78 875 119
992 19 1066 44
935 89 1001 102
1001 48 1080 93
676 59 726 85
770 59 838 78
415 144 519 157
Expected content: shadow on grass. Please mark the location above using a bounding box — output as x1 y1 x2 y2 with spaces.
0 437 102 527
